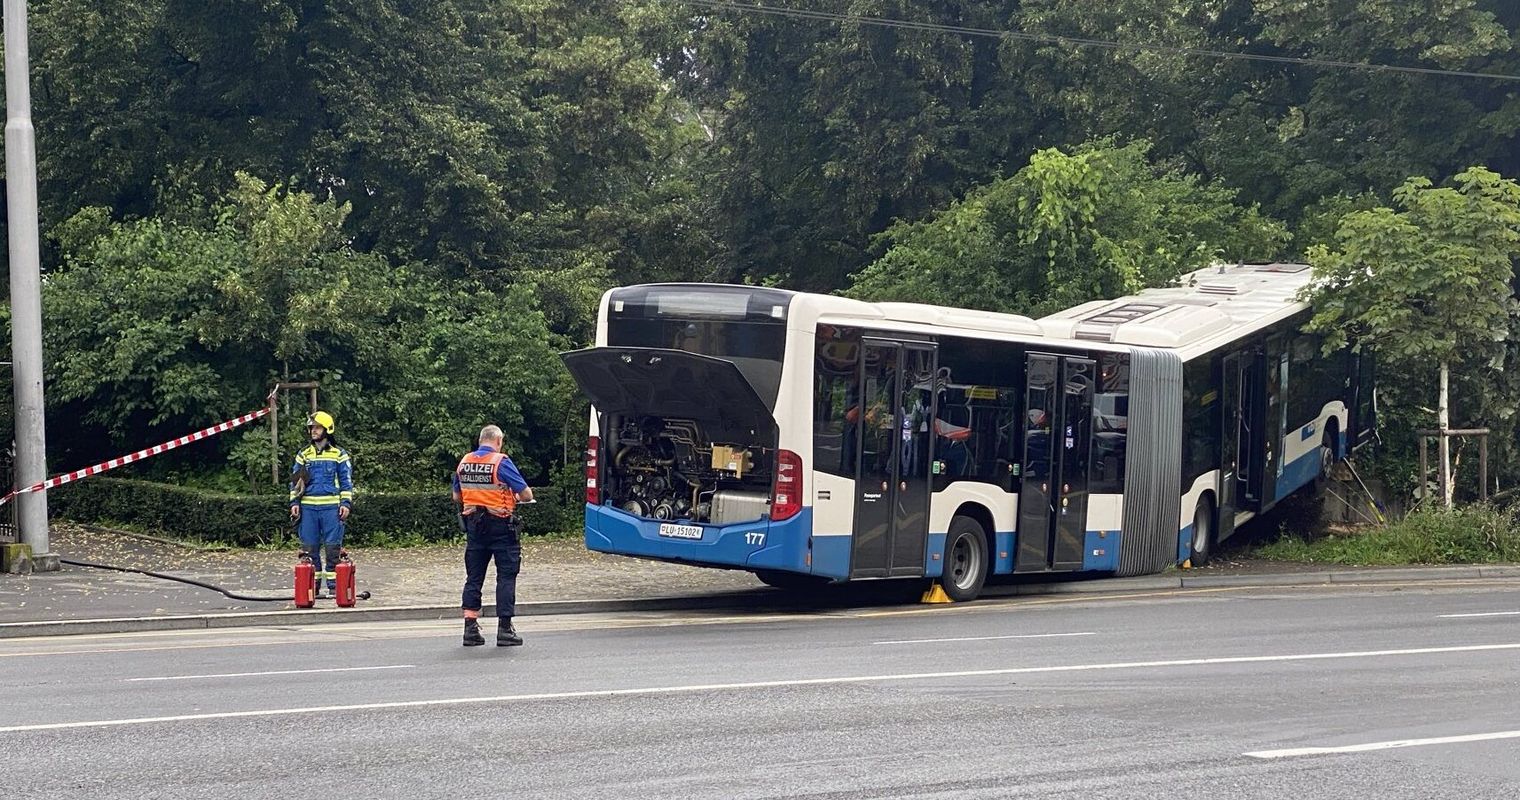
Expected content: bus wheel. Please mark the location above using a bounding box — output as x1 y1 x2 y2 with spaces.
942 515 989 602
754 570 828 591
1315 429 1339 491
1190 498 1216 566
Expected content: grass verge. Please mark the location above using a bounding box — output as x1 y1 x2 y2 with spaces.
1257 504 1520 565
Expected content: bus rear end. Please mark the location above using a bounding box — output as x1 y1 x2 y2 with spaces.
561 285 815 579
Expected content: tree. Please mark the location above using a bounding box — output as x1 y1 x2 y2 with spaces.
657 0 1045 291
29 0 688 295
1014 0 1520 222
847 140 1287 314
40 174 565 489
1304 167 1520 506
653 0 1520 292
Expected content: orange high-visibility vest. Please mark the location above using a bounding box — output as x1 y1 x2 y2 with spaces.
455 451 517 517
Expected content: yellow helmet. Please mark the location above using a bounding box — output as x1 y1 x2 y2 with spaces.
306 411 336 435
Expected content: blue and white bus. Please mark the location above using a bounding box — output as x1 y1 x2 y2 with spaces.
560 263 1373 600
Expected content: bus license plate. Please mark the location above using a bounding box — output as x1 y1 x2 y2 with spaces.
658 523 703 540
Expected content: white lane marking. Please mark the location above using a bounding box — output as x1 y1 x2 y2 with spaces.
875 632 1097 645
1246 730 1520 759
124 665 416 683
1438 611 1520 618
0 640 317 659
5 642 1519 734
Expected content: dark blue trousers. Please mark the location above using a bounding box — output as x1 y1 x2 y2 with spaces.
461 513 520 618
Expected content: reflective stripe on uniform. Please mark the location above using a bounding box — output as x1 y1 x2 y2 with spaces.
290 444 354 505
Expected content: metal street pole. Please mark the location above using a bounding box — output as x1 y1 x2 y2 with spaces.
4 0 56 569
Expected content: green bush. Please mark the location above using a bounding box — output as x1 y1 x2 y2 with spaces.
1258 504 1520 565
540 460 589 536
49 477 577 547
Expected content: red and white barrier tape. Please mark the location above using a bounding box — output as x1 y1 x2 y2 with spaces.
0 404 273 506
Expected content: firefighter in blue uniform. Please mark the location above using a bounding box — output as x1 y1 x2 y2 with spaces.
289 411 354 597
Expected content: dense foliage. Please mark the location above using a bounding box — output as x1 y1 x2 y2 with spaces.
1303 169 1520 502
847 140 1287 314
2 0 1518 508
39 174 564 490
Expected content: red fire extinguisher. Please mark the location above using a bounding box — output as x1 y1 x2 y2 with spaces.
294 552 317 608
334 550 357 608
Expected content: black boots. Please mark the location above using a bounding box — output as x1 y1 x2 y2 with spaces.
463 618 485 647
464 617 521 647
497 618 523 647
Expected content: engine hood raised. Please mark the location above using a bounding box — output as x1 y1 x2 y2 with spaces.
560 347 776 435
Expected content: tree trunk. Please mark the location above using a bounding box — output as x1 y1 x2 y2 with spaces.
1439 360 1453 509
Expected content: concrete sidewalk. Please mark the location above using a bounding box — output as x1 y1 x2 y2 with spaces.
0 524 760 628
2 523 1518 638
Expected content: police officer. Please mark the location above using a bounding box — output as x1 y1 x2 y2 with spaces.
289 411 354 597
453 424 533 647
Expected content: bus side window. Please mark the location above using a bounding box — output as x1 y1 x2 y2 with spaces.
1288 334 1319 425
933 336 1023 492
1090 353 1129 493
1181 357 1220 484
813 327 860 478
1288 333 1351 427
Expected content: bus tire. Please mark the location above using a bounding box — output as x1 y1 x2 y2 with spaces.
1190 497 1216 566
942 515 989 602
1315 426 1340 492
754 569 828 591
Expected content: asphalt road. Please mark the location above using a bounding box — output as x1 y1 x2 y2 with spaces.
2 581 1519 799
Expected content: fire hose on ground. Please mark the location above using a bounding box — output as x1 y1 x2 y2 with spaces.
57 558 294 603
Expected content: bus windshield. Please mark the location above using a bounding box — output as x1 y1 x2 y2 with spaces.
605 286 791 409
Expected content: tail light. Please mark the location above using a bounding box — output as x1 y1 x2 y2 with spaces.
585 436 600 504
771 449 802 521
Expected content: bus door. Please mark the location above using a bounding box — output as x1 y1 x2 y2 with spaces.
851 340 936 578
1219 353 1242 537
1262 336 1288 503
1230 346 1269 511
1349 350 1376 450
1016 353 1093 572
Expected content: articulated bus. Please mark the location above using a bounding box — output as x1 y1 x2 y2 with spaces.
560 263 1373 600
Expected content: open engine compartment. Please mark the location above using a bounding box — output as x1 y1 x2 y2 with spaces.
560 345 784 527
604 414 775 525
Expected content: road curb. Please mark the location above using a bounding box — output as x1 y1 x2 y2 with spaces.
1180 564 1514 588
1180 572 1318 588
3 566 1517 639
1004 575 1182 595
0 591 780 639
1327 567 1485 583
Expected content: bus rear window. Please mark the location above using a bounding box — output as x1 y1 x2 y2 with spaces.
606 286 792 409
